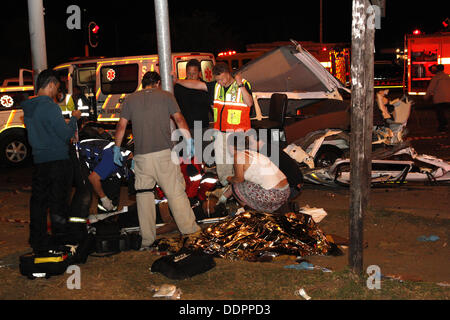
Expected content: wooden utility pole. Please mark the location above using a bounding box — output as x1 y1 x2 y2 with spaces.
349 0 375 274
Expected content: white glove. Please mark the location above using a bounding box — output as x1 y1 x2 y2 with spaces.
100 196 115 211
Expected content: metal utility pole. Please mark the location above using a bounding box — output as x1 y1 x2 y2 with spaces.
154 0 173 93
349 0 375 274
27 0 48 90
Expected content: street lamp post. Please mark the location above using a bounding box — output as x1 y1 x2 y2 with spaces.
27 0 48 90
154 0 173 93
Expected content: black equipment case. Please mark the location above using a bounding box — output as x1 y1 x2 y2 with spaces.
19 247 73 279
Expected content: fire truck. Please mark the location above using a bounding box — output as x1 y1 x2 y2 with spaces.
216 50 264 71
0 52 215 166
405 31 450 95
217 41 351 87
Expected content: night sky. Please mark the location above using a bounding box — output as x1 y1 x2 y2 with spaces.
0 0 447 82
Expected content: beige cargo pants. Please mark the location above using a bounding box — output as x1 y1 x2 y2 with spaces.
134 149 200 247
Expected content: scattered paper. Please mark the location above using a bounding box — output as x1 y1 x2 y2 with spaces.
295 288 312 300
299 206 327 223
150 284 182 299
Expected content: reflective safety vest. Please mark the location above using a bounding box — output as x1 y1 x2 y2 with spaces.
58 94 75 116
213 80 251 132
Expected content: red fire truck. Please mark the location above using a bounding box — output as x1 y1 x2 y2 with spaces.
405 31 450 96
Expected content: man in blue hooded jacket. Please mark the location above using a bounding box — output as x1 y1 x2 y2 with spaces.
22 69 81 251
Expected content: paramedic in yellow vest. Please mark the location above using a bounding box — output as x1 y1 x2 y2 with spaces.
57 92 76 118
174 62 254 186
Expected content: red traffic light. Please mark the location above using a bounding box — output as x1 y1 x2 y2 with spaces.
88 21 99 48
413 29 421 35
92 25 99 34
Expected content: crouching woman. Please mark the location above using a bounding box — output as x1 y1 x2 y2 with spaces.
222 133 290 213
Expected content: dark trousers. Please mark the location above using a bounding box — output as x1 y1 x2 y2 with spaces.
434 102 449 131
29 159 73 250
68 146 121 244
67 146 92 242
69 146 92 219
101 176 121 209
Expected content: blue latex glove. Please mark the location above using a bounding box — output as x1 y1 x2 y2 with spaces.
186 138 195 159
113 145 123 166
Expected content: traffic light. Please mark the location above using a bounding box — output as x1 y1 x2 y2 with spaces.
442 18 449 31
88 21 99 48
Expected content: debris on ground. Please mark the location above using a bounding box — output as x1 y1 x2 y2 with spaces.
382 274 423 282
436 282 450 287
295 288 312 300
149 284 182 299
417 235 440 242
298 206 327 223
284 260 333 273
285 261 314 271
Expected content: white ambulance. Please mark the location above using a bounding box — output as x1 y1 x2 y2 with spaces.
0 52 216 166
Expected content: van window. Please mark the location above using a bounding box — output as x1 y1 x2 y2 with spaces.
177 61 188 79
176 60 215 82
77 67 96 86
101 64 139 95
5 81 20 86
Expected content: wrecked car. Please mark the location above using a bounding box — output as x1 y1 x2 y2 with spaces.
238 40 351 145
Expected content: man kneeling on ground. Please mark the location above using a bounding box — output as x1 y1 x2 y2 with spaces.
67 127 133 242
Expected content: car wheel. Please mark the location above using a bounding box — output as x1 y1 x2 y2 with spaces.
0 131 31 166
292 129 349 167
314 145 344 168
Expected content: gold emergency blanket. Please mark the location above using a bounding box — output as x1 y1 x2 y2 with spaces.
186 211 336 261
